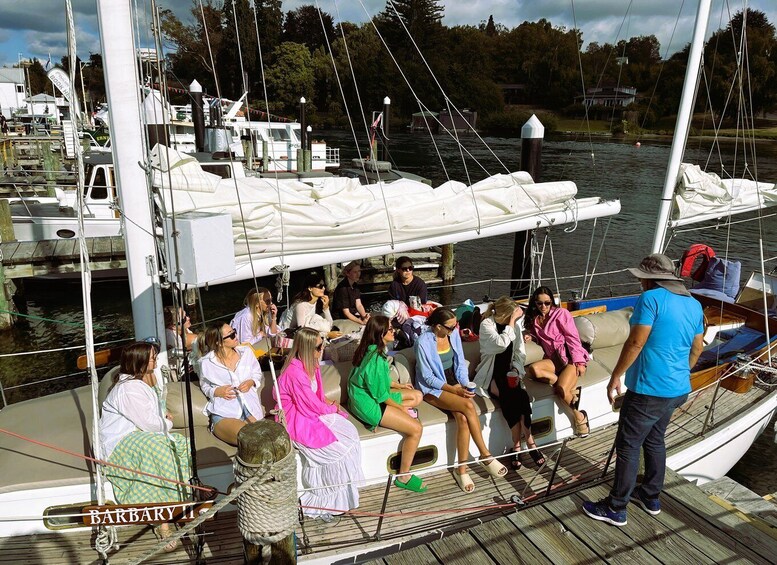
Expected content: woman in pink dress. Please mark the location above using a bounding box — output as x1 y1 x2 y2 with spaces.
274 328 364 521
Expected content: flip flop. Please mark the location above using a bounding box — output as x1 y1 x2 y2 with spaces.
479 456 508 478
453 471 475 493
394 474 428 493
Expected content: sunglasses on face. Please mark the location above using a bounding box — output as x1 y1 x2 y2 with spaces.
222 329 237 341
440 323 457 333
313 283 325 289
315 343 324 352
400 266 414 272
535 300 553 307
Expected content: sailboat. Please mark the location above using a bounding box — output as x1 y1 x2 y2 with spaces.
0 0 776 562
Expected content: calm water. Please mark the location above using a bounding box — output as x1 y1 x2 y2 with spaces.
1 132 776 493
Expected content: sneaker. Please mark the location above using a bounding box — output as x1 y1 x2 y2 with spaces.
582 499 627 526
631 490 661 515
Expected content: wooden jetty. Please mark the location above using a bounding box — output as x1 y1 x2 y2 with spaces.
0 236 126 279
0 382 775 564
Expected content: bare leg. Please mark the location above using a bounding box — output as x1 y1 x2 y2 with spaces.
379 405 423 475
213 418 247 446
399 389 423 408
426 391 492 461
553 364 578 405
526 359 559 386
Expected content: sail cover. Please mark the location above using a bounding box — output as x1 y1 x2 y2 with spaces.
671 163 777 227
151 147 620 284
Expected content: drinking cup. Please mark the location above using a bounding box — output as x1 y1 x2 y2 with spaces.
465 381 477 394
506 370 520 389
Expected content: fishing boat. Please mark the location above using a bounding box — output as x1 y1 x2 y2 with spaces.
0 0 776 563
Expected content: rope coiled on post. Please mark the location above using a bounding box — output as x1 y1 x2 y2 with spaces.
234 448 298 547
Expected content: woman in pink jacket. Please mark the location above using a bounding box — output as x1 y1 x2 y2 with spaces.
524 286 590 436
274 327 364 521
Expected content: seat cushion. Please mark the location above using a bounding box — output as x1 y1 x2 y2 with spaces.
167 381 210 428
343 400 450 440
574 308 633 350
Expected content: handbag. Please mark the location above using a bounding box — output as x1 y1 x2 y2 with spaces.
273 326 300 350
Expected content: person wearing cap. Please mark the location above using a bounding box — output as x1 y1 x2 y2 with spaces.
583 253 704 527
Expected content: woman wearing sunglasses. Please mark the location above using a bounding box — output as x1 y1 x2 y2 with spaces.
275 328 364 520
388 256 428 307
524 286 590 437
231 287 279 345
287 273 335 336
414 308 507 493
198 322 264 446
348 316 426 492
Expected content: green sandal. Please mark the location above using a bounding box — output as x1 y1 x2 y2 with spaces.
394 474 428 493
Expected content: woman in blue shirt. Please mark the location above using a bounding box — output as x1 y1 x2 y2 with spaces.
414 308 507 493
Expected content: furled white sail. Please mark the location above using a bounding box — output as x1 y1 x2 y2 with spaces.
152 146 620 284
670 163 777 227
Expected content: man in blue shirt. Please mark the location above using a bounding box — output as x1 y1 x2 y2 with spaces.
583 254 704 526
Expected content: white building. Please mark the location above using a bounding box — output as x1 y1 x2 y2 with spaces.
0 68 26 118
26 93 65 123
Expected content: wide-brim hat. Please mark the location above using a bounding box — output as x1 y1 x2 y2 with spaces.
627 253 682 281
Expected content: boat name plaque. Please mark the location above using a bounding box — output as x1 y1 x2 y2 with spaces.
81 501 214 526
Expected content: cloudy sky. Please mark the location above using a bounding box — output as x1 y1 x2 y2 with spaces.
1 0 775 68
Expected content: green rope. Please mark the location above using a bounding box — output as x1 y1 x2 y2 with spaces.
0 309 106 330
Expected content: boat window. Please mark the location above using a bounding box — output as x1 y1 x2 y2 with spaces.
531 417 553 439
200 164 232 179
387 445 438 473
90 166 109 200
269 128 290 141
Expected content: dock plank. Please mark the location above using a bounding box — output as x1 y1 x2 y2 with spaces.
10 241 38 262
469 515 552 564
544 485 659 564
428 531 494 565
663 470 776 564
383 543 440 565
507 504 600 564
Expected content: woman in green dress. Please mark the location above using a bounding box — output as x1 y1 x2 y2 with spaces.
348 315 426 492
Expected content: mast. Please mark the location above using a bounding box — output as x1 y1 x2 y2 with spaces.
650 0 713 254
96 0 166 346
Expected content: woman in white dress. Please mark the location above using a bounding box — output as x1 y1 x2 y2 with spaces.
274 328 363 520
198 322 264 445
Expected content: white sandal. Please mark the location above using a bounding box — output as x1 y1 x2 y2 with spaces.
453 471 475 493
479 456 508 478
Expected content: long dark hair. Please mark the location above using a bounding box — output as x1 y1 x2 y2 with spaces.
523 286 557 336
116 342 156 381
291 272 325 314
352 315 391 367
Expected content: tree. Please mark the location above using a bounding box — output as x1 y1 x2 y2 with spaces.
264 42 315 115
376 0 445 52
283 5 336 52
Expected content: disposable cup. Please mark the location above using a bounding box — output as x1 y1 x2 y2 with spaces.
506 370 520 389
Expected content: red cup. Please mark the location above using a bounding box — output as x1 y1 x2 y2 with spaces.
507 371 520 389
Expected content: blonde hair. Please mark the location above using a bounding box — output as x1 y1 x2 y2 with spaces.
484 296 519 323
279 327 320 380
341 260 361 277
246 287 272 337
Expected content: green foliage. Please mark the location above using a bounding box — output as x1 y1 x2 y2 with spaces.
264 42 315 115
479 109 558 133
283 5 335 52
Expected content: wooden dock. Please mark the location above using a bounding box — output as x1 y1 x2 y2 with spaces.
0 236 126 279
0 384 774 564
